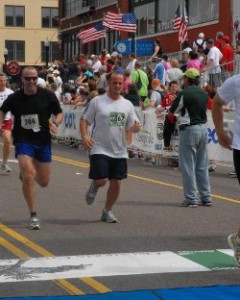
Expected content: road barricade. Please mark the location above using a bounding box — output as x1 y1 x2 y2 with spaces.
56 105 234 165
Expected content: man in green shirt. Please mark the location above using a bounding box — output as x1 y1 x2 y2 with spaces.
131 61 149 101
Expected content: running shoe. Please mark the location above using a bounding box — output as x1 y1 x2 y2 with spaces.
229 171 237 178
85 182 98 205
0 163 12 175
29 217 41 230
227 233 240 266
101 209 117 223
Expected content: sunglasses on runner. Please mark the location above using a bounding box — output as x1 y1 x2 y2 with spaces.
24 77 38 81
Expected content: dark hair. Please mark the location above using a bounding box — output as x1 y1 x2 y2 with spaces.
189 51 198 59
106 58 114 65
98 87 106 95
187 77 200 86
134 61 142 69
88 78 97 91
106 71 124 81
69 88 77 94
80 88 90 96
169 80 178 87
127 83 138 95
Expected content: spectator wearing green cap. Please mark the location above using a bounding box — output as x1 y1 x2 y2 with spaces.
168 68 212 208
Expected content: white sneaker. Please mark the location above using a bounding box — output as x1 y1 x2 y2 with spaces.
0 163 12 175
101 209 117 223
85 182 98 205
29 217 41 230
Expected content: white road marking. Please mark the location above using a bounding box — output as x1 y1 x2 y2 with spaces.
0 251 210 283
0 159 18 163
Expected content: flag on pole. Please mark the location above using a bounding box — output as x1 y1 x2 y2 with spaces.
103 12 136 33
173 5 181 30
77 22 106 44
233 19 239 42
173 3 188 44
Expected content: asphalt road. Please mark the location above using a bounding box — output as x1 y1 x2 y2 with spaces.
0 141 239 298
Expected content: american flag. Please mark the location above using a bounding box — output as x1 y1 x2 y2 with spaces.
233 19 239 42
173 5 181 30
103 12 136 33
173 4 188 43
77 22 106 44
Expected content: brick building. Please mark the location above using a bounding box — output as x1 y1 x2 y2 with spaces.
59 0 236 62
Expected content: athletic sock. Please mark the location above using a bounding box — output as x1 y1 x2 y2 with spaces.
30 212 37 218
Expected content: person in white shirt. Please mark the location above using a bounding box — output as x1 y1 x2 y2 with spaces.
202 39 223 88
52 70 63 94
37 77 46 88
212 75 240 266
92 55 102 73
0 73 14 174
80 71 141 223
126 54 137 74
193 32 206 52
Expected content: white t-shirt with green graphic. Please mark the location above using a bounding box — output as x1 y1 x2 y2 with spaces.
82 94 139 158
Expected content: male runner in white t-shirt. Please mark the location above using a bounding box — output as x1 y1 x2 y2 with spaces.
80 71 141 223
212 74 240 266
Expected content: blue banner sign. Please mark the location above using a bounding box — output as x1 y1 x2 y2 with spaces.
114 40 154 56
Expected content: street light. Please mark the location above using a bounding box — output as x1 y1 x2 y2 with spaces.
44 38 50 68
3 48 8 73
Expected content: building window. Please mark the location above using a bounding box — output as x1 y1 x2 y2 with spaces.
5 41 25 62
41 42 59 63
189 0 219 25
5 6 25 27
135 2 156 36
158 0 181 32
42 7 59 28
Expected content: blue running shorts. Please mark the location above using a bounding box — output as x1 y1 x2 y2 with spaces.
15 143 52 163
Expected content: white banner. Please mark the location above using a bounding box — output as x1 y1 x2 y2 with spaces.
57 105 234 164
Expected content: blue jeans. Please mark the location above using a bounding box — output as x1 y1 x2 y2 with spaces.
179 124 211 204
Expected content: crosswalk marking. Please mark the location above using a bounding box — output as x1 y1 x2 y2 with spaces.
0 250 236 283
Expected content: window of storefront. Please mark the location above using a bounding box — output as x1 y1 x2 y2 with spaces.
158 0 181 32
134 2 155 36
133 0 219 36
134 0 181 36
189 0 219 25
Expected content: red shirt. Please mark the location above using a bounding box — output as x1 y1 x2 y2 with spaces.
162 93 176 123
222 44 234 71
215 38 224 52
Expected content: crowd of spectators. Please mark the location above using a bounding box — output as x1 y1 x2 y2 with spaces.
30 31 237 155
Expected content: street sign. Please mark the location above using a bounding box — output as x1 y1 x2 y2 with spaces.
6 61 21 76
114 40 154 56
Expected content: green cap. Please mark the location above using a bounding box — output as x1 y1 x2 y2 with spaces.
183 68 200 79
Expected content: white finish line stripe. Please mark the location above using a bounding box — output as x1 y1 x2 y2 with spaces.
0 251 211 283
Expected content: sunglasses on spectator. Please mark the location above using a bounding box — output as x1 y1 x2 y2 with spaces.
24 77 38 81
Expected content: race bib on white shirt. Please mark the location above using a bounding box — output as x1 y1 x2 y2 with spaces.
21 114 41 132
